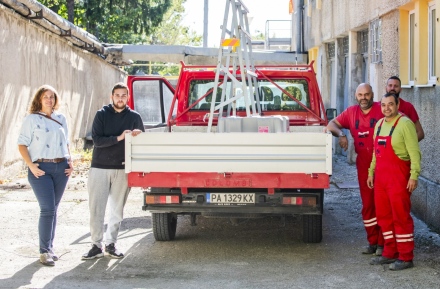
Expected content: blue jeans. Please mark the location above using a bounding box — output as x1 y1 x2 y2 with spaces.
28 160 69 253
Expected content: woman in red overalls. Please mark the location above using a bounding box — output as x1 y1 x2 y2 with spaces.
367 92 421 271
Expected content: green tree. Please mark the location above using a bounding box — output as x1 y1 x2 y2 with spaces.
40 0 202 76
125 0 202 76
150 0 202 46
40 0 172 43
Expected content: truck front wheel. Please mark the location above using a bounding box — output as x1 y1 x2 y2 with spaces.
152 213 177 241
302 214 322 243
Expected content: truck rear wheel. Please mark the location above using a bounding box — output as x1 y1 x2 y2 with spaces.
302 214 322 243
152 213 177 241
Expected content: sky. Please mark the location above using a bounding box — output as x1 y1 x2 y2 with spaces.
181 0 292 47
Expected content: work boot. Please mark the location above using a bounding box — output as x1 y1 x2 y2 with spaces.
370 256 397 265
389 260 414 271
362 244 377 254
375 246 384 256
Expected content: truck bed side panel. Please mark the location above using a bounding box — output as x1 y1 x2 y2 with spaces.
125 132 332 175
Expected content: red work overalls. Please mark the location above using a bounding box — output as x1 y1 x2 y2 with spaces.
373 116 414 261
353 107 383 247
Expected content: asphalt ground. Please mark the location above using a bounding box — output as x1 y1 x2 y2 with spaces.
1 155 440 289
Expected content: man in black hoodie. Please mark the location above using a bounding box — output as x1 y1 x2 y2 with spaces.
82 82 144 260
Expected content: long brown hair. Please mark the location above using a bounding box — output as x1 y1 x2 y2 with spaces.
29 85 60 113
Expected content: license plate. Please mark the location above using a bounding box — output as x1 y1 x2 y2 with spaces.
206 193 255 204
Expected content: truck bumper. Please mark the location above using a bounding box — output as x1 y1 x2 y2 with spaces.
142 188 324 215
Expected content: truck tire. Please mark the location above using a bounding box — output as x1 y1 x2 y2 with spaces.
302 215 322 243
152 213 177 241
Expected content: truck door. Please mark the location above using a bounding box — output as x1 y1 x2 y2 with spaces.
127 76 176 129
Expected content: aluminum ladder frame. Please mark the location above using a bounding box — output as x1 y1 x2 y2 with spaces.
206 0 261 132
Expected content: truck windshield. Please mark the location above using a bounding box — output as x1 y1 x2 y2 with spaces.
188 79 310 111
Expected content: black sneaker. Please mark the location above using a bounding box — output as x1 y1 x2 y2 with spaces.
105 243 124 259
81 244 104 260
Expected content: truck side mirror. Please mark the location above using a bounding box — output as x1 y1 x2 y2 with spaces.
326 108 337 121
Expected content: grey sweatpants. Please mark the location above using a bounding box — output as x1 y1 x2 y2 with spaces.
87 168 130 248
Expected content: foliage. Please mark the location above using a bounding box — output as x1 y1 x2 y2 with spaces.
40 0 202 76
40 0 173 43
124 0 202 76
150 0 202 46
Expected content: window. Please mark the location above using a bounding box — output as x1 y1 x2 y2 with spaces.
358 29 369 83
429 3 436 83
398 1 435 85
359 30 369 55
132 80 175 125
188 79 311 112
328 42 335 59
370 19 382 63
342 36 349 56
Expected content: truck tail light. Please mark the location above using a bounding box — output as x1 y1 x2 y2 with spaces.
283 196 316 206
146 195 180 204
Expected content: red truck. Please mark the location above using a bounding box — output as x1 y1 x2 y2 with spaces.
125 61 332 243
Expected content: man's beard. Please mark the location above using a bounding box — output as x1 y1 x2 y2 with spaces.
387 90 400 98
113 101 126 110
359 99 373 110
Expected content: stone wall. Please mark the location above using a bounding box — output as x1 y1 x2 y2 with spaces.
0 5 126 179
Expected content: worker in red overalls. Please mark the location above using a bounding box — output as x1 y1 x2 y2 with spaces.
327 83 384 255
367 92 421 270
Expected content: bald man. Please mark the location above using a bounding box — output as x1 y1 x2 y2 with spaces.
326 83 384 256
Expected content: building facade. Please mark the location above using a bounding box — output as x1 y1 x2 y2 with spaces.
291 0 440 231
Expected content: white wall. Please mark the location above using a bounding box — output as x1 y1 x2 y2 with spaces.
0 5 126 179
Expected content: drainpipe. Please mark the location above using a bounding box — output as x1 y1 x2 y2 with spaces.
203 0 208 48
296 0 305 54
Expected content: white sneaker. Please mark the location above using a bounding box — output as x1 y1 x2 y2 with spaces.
40 253 55 266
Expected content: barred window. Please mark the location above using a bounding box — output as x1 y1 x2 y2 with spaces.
328 42 335 59
359 30 369 55
342 36 349 56
370 19 382 63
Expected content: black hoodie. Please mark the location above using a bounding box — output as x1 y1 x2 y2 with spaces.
91 104 144 169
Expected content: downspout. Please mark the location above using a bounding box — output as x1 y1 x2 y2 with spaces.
296 0 305 54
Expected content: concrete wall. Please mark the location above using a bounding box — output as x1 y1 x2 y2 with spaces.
300 0 440 232
0 5 126 179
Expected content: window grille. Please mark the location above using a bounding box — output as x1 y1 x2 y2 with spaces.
370 19 382 63
328 43 335 59
342 37 349 55
359 30 369 54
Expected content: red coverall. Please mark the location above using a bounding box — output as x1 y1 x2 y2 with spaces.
373 117 414 261
336 103 384 247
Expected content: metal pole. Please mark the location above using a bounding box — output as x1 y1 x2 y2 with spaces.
203 0 209 47
296 0 304 53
